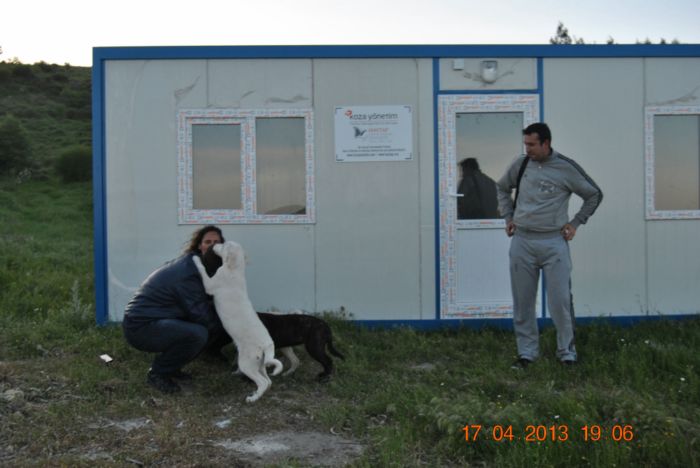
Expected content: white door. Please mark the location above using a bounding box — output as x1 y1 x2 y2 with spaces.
438 95 540 319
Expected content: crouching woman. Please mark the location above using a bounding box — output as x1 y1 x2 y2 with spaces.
122 225 226 394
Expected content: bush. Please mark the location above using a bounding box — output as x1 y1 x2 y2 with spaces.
11 63 35 80
0 66 10 82
0 114 33 172
55 145 92 182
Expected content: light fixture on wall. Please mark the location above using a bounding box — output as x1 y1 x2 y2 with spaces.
481 60 498 83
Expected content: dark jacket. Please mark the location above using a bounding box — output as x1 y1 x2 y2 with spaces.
123 253 218 330
458 169 500 219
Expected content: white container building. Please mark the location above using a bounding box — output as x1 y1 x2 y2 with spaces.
93 44 700 326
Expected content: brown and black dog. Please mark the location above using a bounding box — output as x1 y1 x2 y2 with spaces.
201 245 345 380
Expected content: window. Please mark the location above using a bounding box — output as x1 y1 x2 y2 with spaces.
177 109 314 224
645 107 700 219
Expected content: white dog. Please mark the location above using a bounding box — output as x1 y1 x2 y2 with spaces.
192 241 282 403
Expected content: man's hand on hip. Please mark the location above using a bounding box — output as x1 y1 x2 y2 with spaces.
561 223 576 241
506 220 516 237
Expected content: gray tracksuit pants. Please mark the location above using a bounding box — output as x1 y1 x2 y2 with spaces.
510 229 576 362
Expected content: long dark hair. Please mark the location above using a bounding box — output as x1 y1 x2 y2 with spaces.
184 225 225 254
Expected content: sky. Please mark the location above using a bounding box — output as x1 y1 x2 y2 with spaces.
2 0 700 67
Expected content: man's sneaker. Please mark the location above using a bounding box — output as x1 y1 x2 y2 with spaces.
511 358 533 370
147 371 181 393
169 370 193 381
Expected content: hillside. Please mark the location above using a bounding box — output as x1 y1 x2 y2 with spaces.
0 60 91 172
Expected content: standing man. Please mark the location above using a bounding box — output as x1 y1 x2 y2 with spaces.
496 123 602 368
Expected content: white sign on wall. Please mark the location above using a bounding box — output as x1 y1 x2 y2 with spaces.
334 105 413 162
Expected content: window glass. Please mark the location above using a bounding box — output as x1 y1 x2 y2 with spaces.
192 124 242 210
654 114 700 211
455 112 523 219
255 117 306 215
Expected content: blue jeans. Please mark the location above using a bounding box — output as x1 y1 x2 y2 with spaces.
123 317 208 375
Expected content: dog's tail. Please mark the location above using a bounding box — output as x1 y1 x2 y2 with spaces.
264 348 284 376
327 335 345 361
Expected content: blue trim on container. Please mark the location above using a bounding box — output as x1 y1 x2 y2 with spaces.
354 314 700 331
537 56 547 319
92 52 108 325
537 57 545 116
432 58 441 320
93 44 700 61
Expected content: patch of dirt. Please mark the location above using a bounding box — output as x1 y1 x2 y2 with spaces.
0 352 366 466
86 417 153 432
214 430 364 466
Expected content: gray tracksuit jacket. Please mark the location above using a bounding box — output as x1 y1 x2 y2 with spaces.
496 150 603 232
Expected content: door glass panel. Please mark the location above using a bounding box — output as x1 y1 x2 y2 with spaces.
455 112 523 219
192 124 242 209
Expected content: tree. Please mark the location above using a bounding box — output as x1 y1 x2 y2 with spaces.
552 21 681 45
0 114 33 173
550 22 585 44
636 37 680 45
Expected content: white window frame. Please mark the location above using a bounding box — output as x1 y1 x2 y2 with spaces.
177 108 315 224
437 94 539 319
645 106 700 220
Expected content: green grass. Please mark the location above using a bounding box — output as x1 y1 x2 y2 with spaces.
1 179 699 467
317 322 700 467
0 178 93 326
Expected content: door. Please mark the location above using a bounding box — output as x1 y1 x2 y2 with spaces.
438 94 540 319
